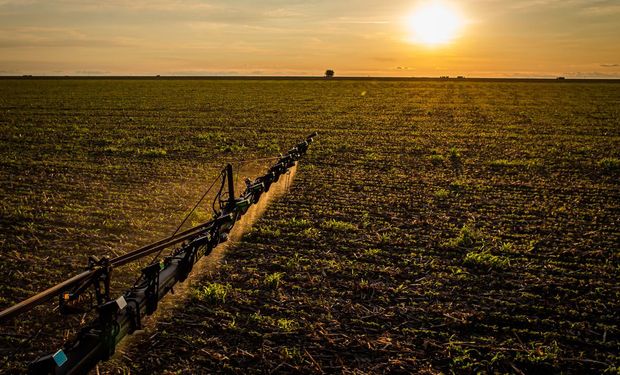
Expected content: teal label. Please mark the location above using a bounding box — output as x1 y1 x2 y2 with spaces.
53 349 68 367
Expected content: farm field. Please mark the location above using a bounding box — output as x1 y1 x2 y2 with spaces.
0 78 619 374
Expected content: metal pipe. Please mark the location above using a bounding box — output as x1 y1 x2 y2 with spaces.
0 219 219 323
225 163 235 209
0 270 95 322
0 133 317 324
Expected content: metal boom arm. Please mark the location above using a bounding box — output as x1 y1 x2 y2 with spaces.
0 132 317 375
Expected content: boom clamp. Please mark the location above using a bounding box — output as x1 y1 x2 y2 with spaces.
59 256 112 315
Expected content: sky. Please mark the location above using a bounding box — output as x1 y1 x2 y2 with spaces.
0 0 618 78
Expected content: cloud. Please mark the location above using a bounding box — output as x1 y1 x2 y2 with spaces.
566 71 620 78
1 0 214 12
0 27 139 48
507 0 620 15
329 17 390 24
0 0 305 24
0 0 37 5
168 70 240 76
601 64 619 67
580 2 620 15
373 57 396 62
74 70 111 75
504 72 558 78
0 69 22 74
263 8 304 18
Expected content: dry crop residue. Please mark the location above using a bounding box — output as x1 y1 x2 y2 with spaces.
0 79 618 374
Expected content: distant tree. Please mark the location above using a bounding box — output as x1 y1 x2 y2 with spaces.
325 69 335 78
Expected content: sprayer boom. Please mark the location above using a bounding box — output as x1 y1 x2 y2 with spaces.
0 132 317 375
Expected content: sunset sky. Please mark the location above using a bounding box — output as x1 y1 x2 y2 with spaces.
0 0 618 78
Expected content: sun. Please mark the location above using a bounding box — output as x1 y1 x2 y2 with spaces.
407 2 463 46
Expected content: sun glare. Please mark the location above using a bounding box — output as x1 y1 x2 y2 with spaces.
407 2 463 46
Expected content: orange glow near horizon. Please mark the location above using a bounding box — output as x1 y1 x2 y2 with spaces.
0 1 618 78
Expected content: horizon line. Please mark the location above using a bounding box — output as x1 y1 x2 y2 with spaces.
1 75 619 81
